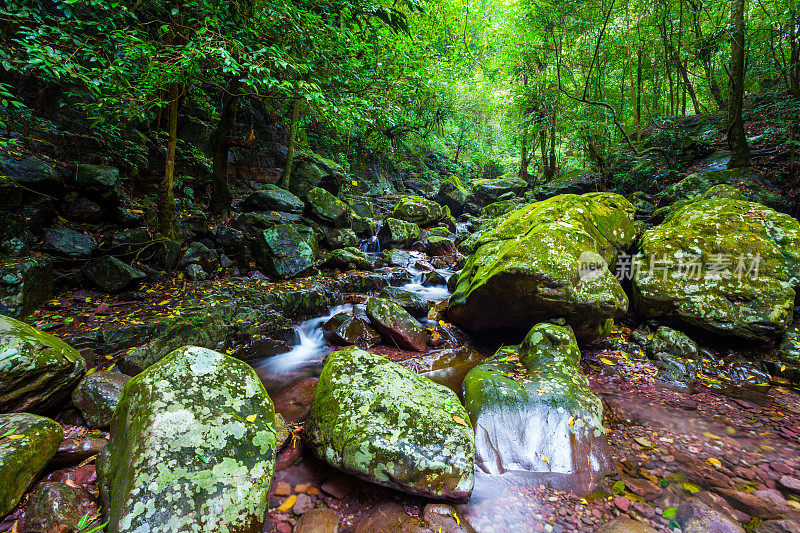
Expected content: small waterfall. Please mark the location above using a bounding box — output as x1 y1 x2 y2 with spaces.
360 223 382 253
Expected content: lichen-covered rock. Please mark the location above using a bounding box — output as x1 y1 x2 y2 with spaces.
323 313 381 347
436 176 469 216
661 169 791 214
427 236 456 257
241 184 304 214
97 346 277 533
323 227 358 249
82 256 145 293
71 371 131 428
652 183 747 222
366 297 427 351
306 187 349 227
378 286 428 318
0 413 63 516
19 481 99 533
253 224 316 279
468 175 528 207
302 348 475 500
289 154 347 197
462 323 610 481
0 257 53 317
42 227 98 258
377 218 420 249
648 326 698 360
393 196 444 227
534 172 597 200
448 193 636 341
320 247 373 271
633 197 800 341
0 315 86 414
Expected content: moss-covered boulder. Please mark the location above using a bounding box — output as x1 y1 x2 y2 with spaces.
436 176 469 216
468 175 528 207
71 371 130 428
448 193 636 341
660 169 791 214
253 224 316 279
0 413 63 516
82 256 146 293
462 323 610 479
303 348 475 500
377 218 421 249
534 171 597 200
0 315 86 414
633 197 800 341
323 313 381 347
393 196 444 227
289 153 347 197
320 247 373 271
323 226 358 249
366 297 427 351
97 346 277 533
652 183 747 222
0 257 53 318
241 184 304 214
427 235 456 257
379 286 428 318
305 187 349 227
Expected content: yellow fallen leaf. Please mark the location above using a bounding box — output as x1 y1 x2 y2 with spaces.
707 457 722 468
600 358 615 365
538 453 551 466
702 432 722 440
568 416 575 426
246 414 257 423
7 435 23 440
277 495 296 512
453 416 468 427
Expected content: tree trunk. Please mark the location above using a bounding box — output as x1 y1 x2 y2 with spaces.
209 78 241 217
791 0 800 97
635 47 642 140
278 97 301 189
728 0 751 168
158 83 179 238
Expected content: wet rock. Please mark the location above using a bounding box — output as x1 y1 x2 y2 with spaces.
71 371 131 428
462 323 611 480
759 520 800 533
348 211 378 237
633 197 800 341
780 475 800 493
449 193 635 341
19 481 98 533
423 503 475 533
594 516 658 533
242 184 304 214
306 187 349 227
0 155 62 192
323 313 381 347
294 507 340 533
332 271 388 293
254 224 317 279
387 249 418 269
379 286 428 318
303 348 475 500
427 236 456 256
185 263 207 280
97 346 277 533
0 257 53 317
0 413 63 516
101 229 151 258
323 227 359 249
648 326 698 359
51 435 108 468
321 247 373 271
393 196 444 227
366 297 427 351
399 347 484 393
82 256 145 293
436 176 469 216
42 227 97 258
677 500 745 533
0 315 86 414
623 477 663 501
289 153 347 197
378 218 421 249
63 194 104 223
354 501 427 533
422 270 448 287
715 487 786 518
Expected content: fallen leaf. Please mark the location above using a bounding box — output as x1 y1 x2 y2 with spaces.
246 414 257 423
277 495 296 512
453 416 468 427
706 457 722 469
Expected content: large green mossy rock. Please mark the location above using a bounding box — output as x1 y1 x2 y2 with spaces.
660 169 791 214
97 346 277 533
448 193 636 341
436 176 469 216
253 224 316 279
392 196 444 227
0 315 86 414
633 197 800 341
0 413 63 516
378 217 420 248
305 187 349 227
366 296 427 351
462 323 610 480
468 175 528 207
303 348 475 501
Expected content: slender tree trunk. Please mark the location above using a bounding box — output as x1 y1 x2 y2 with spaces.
635 48 642 140
210 78 241 217
158 83 179 238
540 129 548 179
790 0 800 97
278 97 301 189
728 0 751 168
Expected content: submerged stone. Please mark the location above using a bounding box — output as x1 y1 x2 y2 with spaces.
303 348 475 500
448 193 635 342
97 346 277 533
462 323 611 483
0 315 86 414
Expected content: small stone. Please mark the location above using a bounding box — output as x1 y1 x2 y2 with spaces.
614 496 631 512
293 493 314 515
624 478 662 501
275 482 292 496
